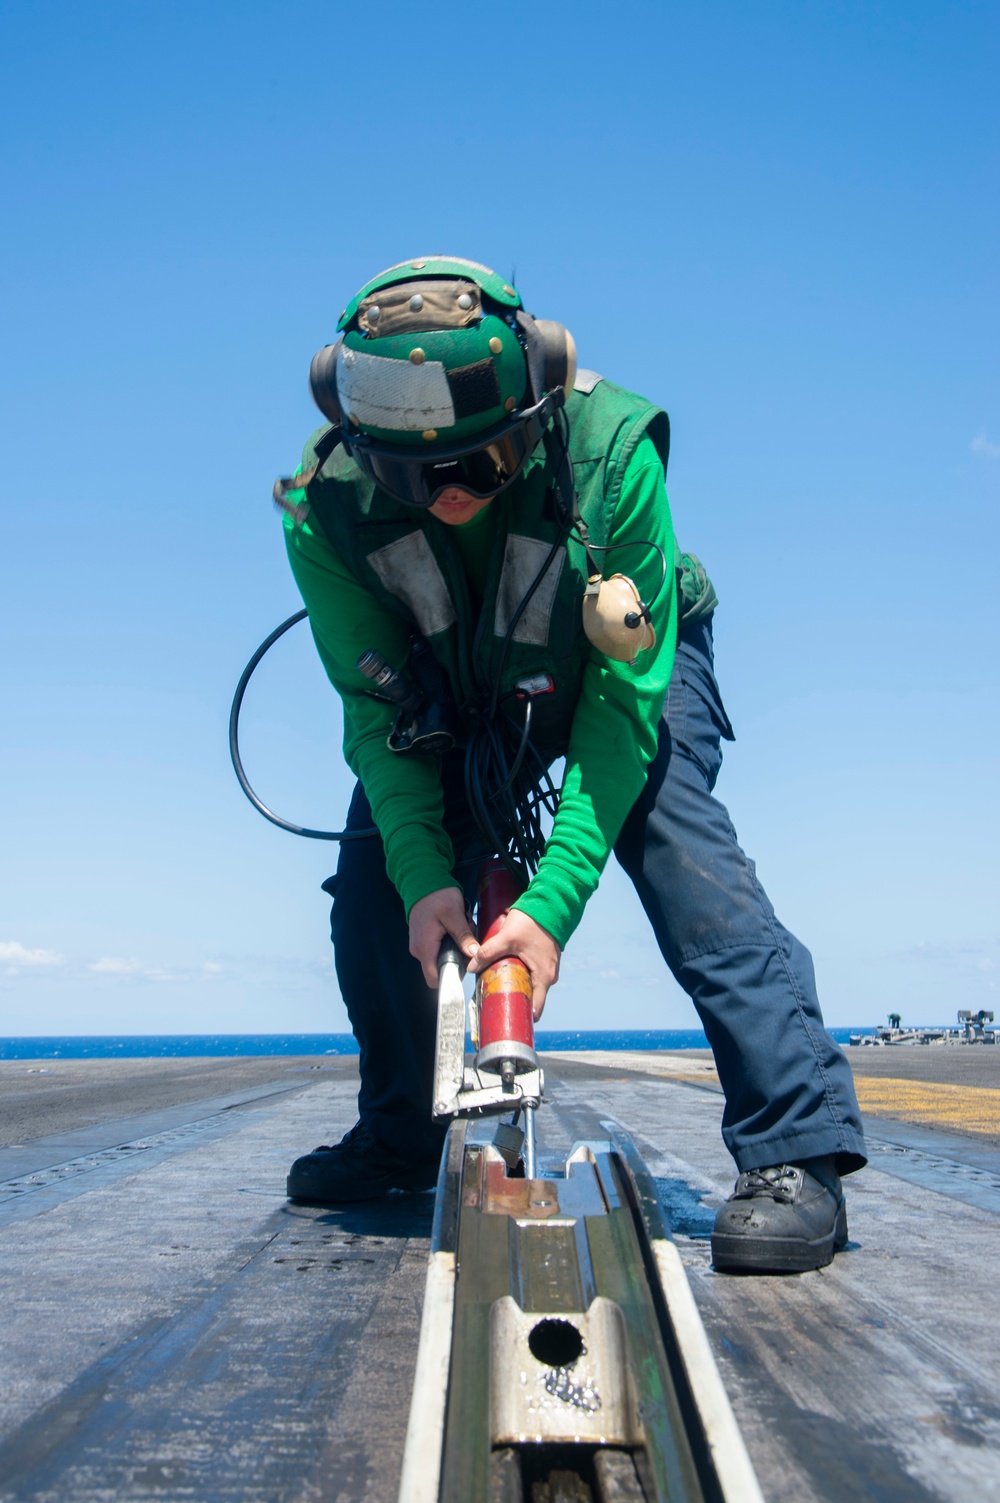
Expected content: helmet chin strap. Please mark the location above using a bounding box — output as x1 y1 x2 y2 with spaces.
542 409 656 666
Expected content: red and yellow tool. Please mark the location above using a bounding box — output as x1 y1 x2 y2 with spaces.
472 859 540 1087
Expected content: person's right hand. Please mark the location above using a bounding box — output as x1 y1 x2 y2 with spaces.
467 908 561 1020
408 886 479 988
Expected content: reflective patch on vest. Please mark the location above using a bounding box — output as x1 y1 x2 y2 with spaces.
573 368 603 394
494 535 566 645
367 532 457 637
337 345 456 432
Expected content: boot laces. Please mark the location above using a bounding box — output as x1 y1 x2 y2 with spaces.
310 1122 374 1155
733 1165 801 1203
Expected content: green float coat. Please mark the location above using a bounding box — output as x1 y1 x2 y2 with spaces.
284 377 711 946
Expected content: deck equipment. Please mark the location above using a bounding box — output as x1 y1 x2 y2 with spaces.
405 866 763 1503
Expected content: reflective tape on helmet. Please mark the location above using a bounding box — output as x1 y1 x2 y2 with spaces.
337 345 456 433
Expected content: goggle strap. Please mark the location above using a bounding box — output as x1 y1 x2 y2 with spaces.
271 426 344 525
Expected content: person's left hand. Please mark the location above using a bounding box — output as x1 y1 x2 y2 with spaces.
467 909 561 1020
408 886 479 989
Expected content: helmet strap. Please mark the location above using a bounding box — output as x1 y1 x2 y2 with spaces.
272 426 344 526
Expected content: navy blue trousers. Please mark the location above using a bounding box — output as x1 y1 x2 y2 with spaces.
325 618 867 1175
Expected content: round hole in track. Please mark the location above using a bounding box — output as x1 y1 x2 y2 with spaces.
527 1318 584 1368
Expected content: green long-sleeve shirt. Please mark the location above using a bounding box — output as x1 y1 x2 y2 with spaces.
283 434 677 947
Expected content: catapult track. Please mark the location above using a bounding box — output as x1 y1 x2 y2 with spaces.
399 1117 762 1503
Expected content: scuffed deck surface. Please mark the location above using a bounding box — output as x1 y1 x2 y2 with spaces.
0 1051 997 1502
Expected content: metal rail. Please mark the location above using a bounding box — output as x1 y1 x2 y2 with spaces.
399 1119 763 1503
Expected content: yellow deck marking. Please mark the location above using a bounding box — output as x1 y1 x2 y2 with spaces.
547 1055 1000 1137
854 1078 1000 1137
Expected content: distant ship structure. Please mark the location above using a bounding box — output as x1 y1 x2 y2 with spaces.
850 1010 996 1046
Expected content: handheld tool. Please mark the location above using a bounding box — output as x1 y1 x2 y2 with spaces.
431 858 543 1157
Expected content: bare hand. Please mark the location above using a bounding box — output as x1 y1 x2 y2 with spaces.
467 909 561 1020
408 887 479 988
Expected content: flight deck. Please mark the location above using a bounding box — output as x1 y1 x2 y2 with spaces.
0 1048 997 1502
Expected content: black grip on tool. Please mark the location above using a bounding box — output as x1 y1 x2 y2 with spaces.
438 937 465 974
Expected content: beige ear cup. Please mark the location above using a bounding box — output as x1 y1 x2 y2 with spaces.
581 574 656 663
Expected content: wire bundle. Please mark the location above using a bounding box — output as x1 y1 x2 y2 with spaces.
463 699 561 880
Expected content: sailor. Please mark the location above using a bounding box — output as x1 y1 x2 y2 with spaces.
277 257 866 1273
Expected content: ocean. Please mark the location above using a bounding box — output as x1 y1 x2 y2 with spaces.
0 1029 868 1060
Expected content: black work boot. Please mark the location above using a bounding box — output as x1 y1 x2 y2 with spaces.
286 1122 441 1203
710 1157 848 1274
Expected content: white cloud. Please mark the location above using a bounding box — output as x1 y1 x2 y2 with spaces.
88 957 180 982
0 940 66 973
87 957 228 984
914 940 968 962
4 948 320 988
88 956 144 975
971 429 1000 459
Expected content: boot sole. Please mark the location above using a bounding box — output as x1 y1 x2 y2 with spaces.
286 1163 437 1204
711 1203 848 1275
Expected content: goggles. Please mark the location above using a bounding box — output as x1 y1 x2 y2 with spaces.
340 392 562 510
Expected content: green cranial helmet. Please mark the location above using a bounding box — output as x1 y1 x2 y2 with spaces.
307 258 577 506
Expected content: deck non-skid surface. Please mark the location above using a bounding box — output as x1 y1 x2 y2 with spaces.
0 1052 998 1501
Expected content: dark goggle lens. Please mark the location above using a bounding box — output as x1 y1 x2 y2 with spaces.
426 434 525 498
356 451 426 505
355 422 536 508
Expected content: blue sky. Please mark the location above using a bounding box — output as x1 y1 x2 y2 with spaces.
2 0 997 1034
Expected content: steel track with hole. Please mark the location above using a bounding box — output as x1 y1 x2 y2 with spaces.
398 1117 763 1503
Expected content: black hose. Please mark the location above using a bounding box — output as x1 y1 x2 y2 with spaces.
229 609 378 841
497 697 532 797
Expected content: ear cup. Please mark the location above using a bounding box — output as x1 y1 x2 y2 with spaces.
581 574 656 663
516 313 577 402
308 339 343 425
532 320 577 399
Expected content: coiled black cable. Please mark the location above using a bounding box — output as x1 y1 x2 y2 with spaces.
229 608 560 864
229 609 378 841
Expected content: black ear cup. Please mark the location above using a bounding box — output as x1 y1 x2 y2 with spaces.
532 320 577 399
516 313 577 403
309 339 343 425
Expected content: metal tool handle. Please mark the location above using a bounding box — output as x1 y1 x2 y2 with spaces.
432 937 468 1118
